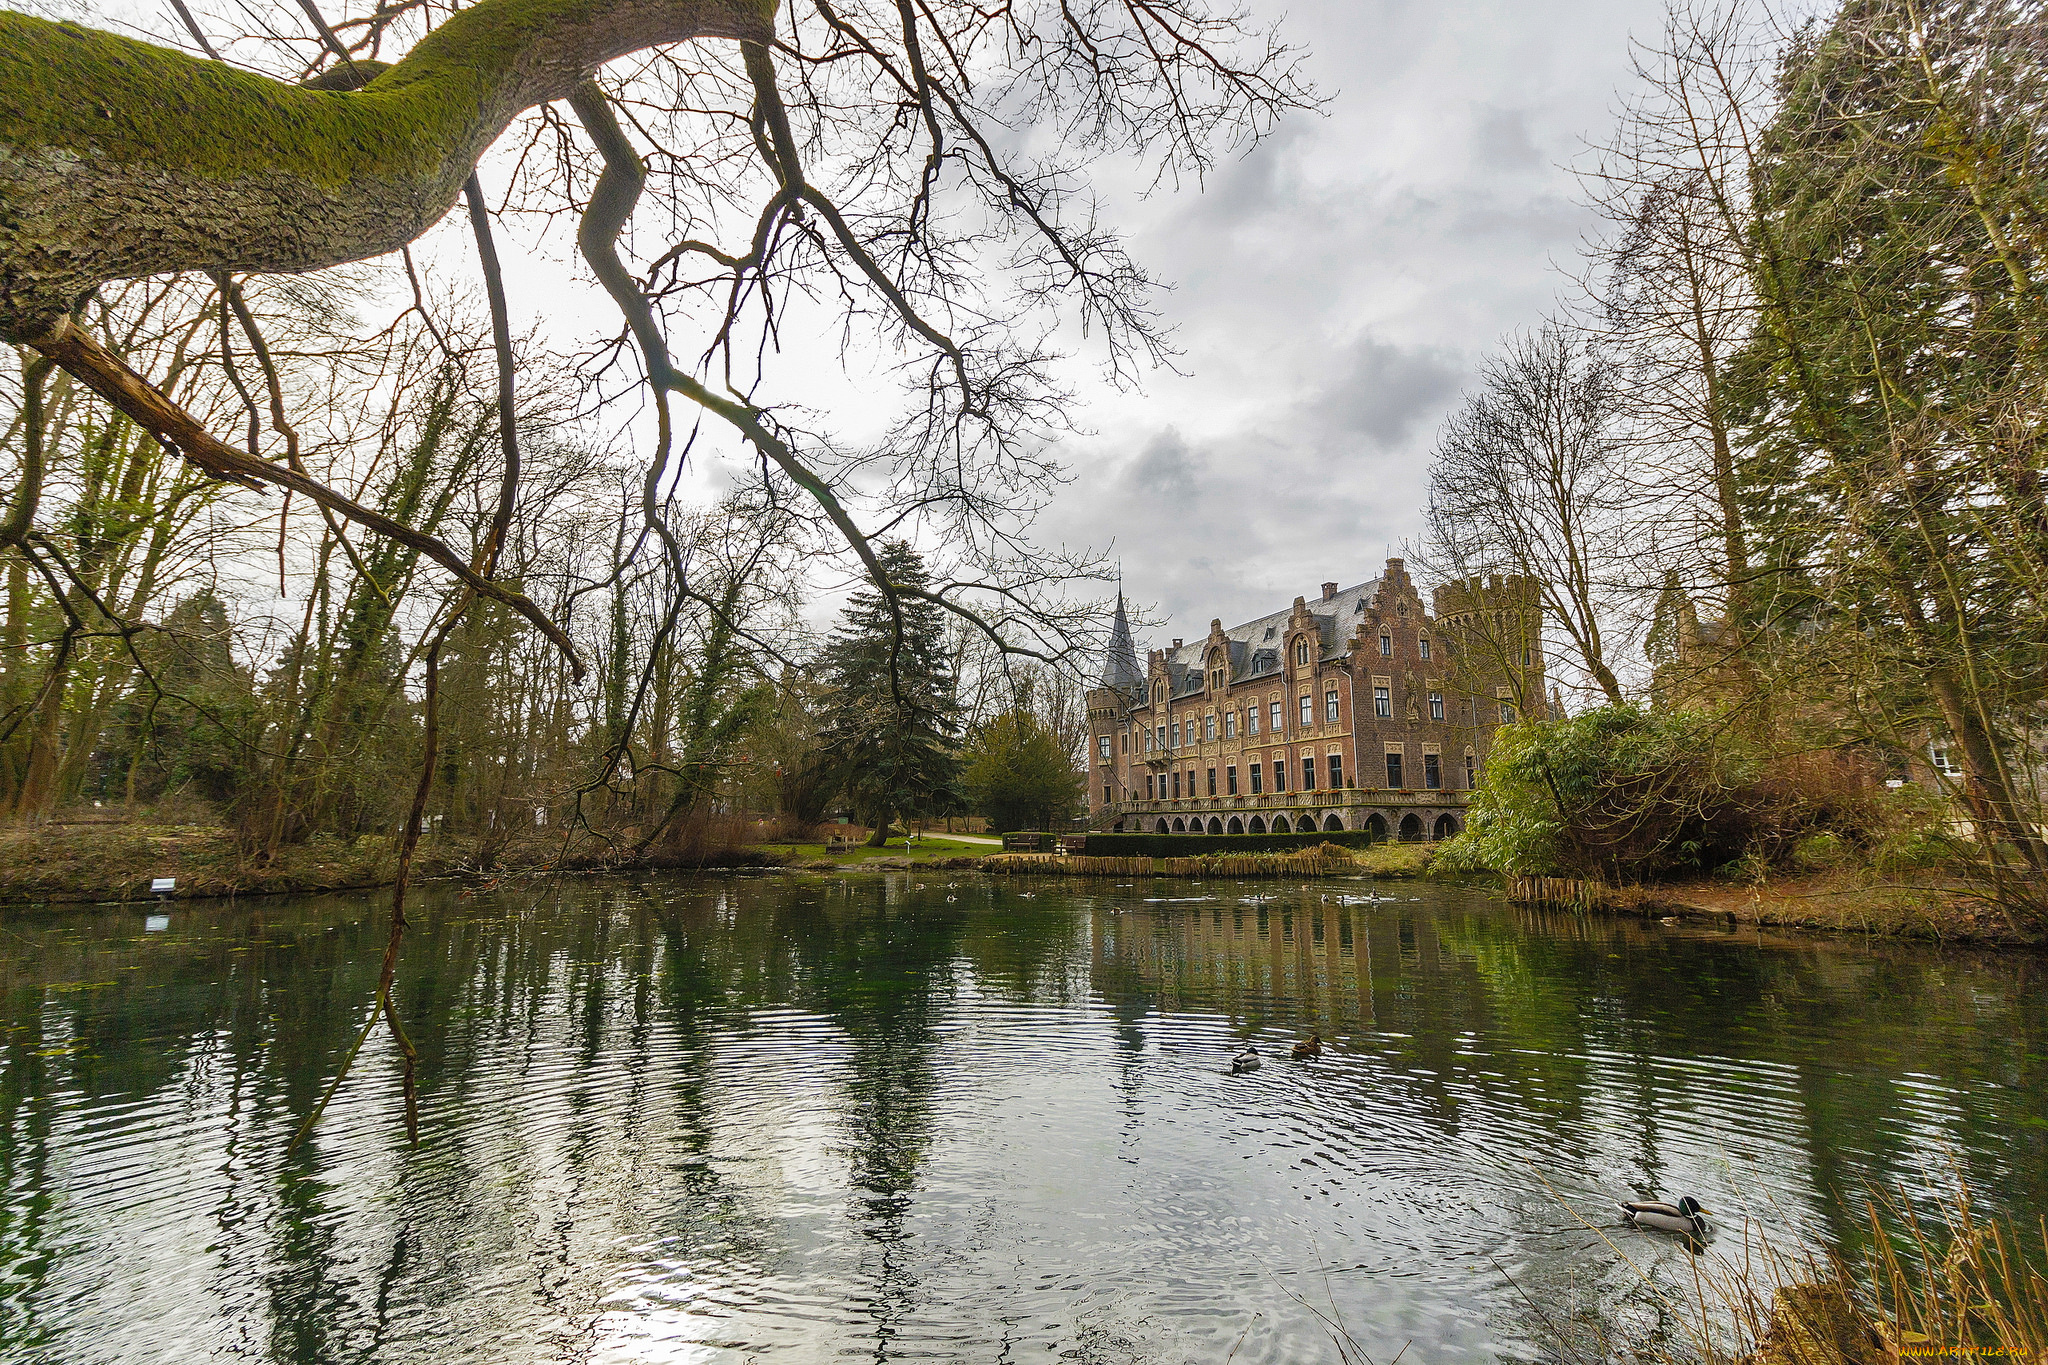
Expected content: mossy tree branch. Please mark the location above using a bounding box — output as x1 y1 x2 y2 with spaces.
0 0 775 335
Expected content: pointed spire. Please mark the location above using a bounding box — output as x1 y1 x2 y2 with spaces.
1101 590 1143 697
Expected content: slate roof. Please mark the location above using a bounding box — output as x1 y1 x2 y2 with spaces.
1099 592 1144 697
1156 579 1383 699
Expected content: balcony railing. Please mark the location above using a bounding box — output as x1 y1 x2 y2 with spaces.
1111 788 1468 817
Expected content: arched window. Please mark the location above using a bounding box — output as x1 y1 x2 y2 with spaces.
1379 632 1393 657
1294 639 1311 666
1419 636 1431 660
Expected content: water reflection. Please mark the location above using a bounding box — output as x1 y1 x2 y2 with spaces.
0 874 2042 1364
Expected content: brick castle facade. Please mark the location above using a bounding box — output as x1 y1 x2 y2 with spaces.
1086 558 1542 839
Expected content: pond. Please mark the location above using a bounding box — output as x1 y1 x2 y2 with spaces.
1 873 2043 1363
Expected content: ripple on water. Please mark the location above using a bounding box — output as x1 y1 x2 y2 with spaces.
1 878 2041 1365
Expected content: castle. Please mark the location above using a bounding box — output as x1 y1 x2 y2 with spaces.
1086 558 1543 839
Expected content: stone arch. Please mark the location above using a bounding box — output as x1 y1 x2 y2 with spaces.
1434 813 1461 840
1365 813 1388 840
1267 814 1287 833
1399 813 1424 841
1206 816 1224 834
1155 818 1170 833
1226 816 1244 834
1172 816 1187 832
1322 813 1344 832
1247 815 1266 833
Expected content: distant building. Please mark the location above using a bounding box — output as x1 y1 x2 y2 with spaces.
1086 558 1543 839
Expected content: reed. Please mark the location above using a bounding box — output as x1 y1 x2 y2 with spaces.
1533 1178 2047 1364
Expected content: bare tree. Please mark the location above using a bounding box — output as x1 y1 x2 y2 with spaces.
1421 323 1637 708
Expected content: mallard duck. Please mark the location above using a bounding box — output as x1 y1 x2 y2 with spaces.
1291 1033 1323 1061
1230 1046 1262 1073
1620 1196 1710 1236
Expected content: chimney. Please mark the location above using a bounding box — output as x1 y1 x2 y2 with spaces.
1171 638 1182 649
1321 581 1338 601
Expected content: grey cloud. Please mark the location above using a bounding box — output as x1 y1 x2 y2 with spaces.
1311 335 1464 448
1474 106 1543 171
1030 0 1669 646
1121 427 1202 499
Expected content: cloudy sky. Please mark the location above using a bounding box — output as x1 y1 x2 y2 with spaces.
85 0 1674 655
1030 0 1669 649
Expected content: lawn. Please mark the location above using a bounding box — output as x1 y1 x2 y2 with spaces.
760 834 995 867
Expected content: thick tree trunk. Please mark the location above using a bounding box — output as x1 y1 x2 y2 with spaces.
0 0 770 337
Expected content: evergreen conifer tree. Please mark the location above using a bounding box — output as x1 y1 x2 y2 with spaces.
815 542 962 846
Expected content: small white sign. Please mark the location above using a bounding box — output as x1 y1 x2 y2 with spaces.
145 915 169 932
150 877 176 894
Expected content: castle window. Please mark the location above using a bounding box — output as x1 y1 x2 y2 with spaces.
1156 724 1166 748
1424 753 1441 790
1386 752 1404 787
1328 752 1344 787
1397 601 1408 616
1500 700 1516 724
1207 767 1217 796
1147 774 1156 799
1299 694 1313 726
1466 753 1477 788
1419 637 1431 660
1521 646 1533 667
1246 707 1258 736
1271 757 1286 791
1325 689 1340 722
1120 731 1129 753
1204 714 1217 741
1429 690 1444 721
1264 626 1276 640
1302 755 1316 789
1226 764 1238 795
1294 640 1310 666
1104 785 1112 806
1269 699 1283 732
1098 735 1111 761
1249 763 1263 794
1374 685 1391 719
1171 720 1181 747
1353 599 1365 613
1379 633 1393 657
1930 745 1963 778
1212 668 1225 691
1172 770 1182 798
1224 710 1236 739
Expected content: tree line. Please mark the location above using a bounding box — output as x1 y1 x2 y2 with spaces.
1423 0 2048 925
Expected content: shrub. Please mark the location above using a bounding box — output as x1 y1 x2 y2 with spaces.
1449 706 1880 882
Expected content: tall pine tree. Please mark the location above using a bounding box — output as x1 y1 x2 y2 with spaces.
815 542 962 846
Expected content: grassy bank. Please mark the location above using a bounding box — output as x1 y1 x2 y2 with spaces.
1609 872 2042 948
0 821 398 905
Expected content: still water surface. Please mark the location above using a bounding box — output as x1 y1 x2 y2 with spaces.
2 874 2043 1363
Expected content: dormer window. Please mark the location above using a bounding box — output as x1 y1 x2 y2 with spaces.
1353 599 1365 613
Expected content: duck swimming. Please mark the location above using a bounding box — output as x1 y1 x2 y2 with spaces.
1230 1046 1262 1073
1291 1033 1323 1060
1620 1196 1710 1236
